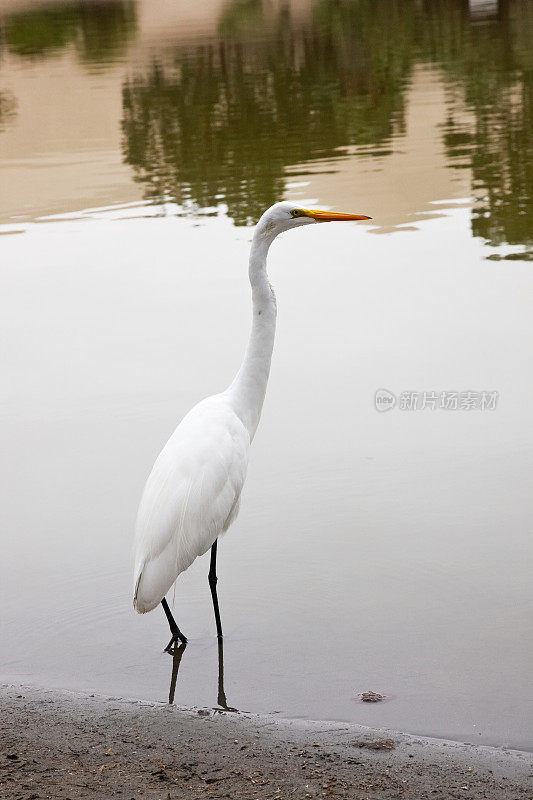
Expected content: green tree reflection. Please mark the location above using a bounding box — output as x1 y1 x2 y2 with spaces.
418 0 532 249
3 0 530 250
4 6 78 57
3 1 136 65
122 0 532 253
122 0 415 225
0 91 17 133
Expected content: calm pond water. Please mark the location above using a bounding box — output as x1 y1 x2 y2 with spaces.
1 0 532 750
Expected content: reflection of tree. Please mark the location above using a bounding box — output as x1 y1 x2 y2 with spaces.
77 1 137 65
3 0 530 250
122 0 532 249
469 77 531 249
122 0 415 225
218 0 265 37
0 91 17 132
3 1 136 65
418 0 532 249
4 6 77 57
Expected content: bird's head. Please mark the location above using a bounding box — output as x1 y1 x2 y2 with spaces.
256 201 371 239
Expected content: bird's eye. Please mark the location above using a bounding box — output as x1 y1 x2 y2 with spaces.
291 209 301 217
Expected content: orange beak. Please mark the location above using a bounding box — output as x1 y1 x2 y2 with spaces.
302 208 372 222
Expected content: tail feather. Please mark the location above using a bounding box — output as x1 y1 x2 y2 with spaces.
133 548 180 614
133 567 145 613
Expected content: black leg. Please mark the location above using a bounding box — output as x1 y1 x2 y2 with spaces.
208 540 223 639
161 596 187 652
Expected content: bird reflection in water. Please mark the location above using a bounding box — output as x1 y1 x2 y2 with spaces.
167 639 237 712
215 640 238 712
167 641 187 705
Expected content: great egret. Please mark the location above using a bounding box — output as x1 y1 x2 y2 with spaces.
133 201 371 650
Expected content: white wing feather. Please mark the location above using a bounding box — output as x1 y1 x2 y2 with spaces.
133 394 249 613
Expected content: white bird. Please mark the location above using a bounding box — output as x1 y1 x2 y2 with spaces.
133 201 371 650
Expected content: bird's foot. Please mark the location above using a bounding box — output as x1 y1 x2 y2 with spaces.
165 631 187 653
217 694 238 713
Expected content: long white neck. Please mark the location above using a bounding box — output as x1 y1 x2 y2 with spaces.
226 230 277 439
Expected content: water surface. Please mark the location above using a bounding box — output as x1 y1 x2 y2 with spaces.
1 0 532 750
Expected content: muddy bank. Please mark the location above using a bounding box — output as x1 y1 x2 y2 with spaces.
1 684 531 799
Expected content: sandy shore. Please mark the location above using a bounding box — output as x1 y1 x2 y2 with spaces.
1 684 531 800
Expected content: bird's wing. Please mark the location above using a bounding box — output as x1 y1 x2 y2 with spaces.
133 396 249 613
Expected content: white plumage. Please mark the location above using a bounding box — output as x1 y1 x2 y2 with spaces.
132 201 370 642
133 395 248 613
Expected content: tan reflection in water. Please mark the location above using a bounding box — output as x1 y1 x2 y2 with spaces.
0 53 140 222
285 65 474 233
0 54 473 229
2 0 528 239
0 0 238 223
